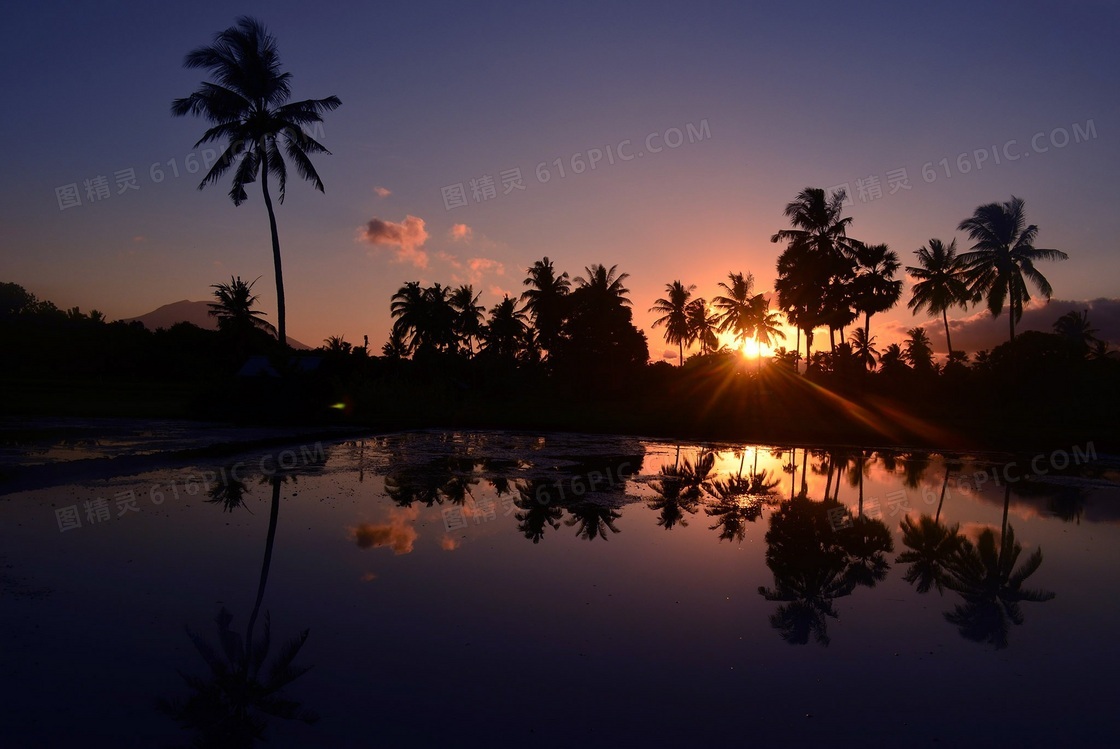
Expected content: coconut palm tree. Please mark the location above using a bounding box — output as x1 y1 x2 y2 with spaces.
172 17 341 348
650 280 695 365
848 328 880 371
907 238 972 357
712 271 755 347
1052 309 1100 355
903 327 934 370
449 284 484 356
749 294 786 371
520 257 570 357
852 243 902 338
481 296 530 360
208 275 275 336
957 196 1069 344
685 298 719 356
389 282 456 355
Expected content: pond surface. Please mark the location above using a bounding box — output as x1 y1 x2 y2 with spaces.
2 430 1119 748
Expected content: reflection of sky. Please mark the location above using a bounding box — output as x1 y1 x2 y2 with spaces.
2 431 1119 745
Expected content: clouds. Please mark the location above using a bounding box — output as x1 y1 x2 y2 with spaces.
449 223 472 241
373 186 392 198
881 297 1120 354
359 215 430 268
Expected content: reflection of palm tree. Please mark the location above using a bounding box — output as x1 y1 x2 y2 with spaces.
943 523 1055 649
159 606 317 746
759 494 893 645
161 476 316 744
897 514 963 594
513 480 565 544
207 466 252 512
648 451 714 530
172 16 341 348
564 502 622 541
707 469 779 542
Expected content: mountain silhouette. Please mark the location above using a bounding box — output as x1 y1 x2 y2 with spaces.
121 300 310 349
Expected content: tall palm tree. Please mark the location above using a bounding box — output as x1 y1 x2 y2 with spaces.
907 238 972 357
772 187 861 355
520 257 570 358
449 284 484 356
650 280 694 365
957 196 1069 344
712 271 755 348
852 243 902 338
685 298 719 356
172 16 342 348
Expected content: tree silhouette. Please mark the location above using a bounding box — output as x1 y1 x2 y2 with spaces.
449 285 484 357
172 16 341 347
749 294 786 371
851 242 902 338
520 257 571 358
903 327 934 370
650 280 695 366
772 187 860 362
1052 309 1100 356
390 282 456 356
209 276 276 336
481 296 531 361
711 271 757 351
685 298 719 356
848 328 879 371
957 196 1069 343
907 238 972 358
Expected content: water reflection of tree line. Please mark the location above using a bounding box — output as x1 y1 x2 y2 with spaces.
160 448 331 746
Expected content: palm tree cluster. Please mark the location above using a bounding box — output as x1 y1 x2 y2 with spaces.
650 271 785 369
386 259 648 376
770 187 902 367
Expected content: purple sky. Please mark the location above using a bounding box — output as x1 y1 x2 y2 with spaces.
2 0 1117 357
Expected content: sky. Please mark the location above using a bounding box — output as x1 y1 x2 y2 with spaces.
2 0 1118 359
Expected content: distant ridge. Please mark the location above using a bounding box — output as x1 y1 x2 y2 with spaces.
120 300 311 350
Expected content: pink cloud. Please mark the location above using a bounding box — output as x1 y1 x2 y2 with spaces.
449 223 472 241
358 215 429 268
373 186 391 198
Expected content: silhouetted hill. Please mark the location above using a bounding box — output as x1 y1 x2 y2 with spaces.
121 300 311 349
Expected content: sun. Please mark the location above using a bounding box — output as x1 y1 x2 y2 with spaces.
718 332 774 359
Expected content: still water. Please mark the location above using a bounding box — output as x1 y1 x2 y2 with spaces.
2 430 1118 747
